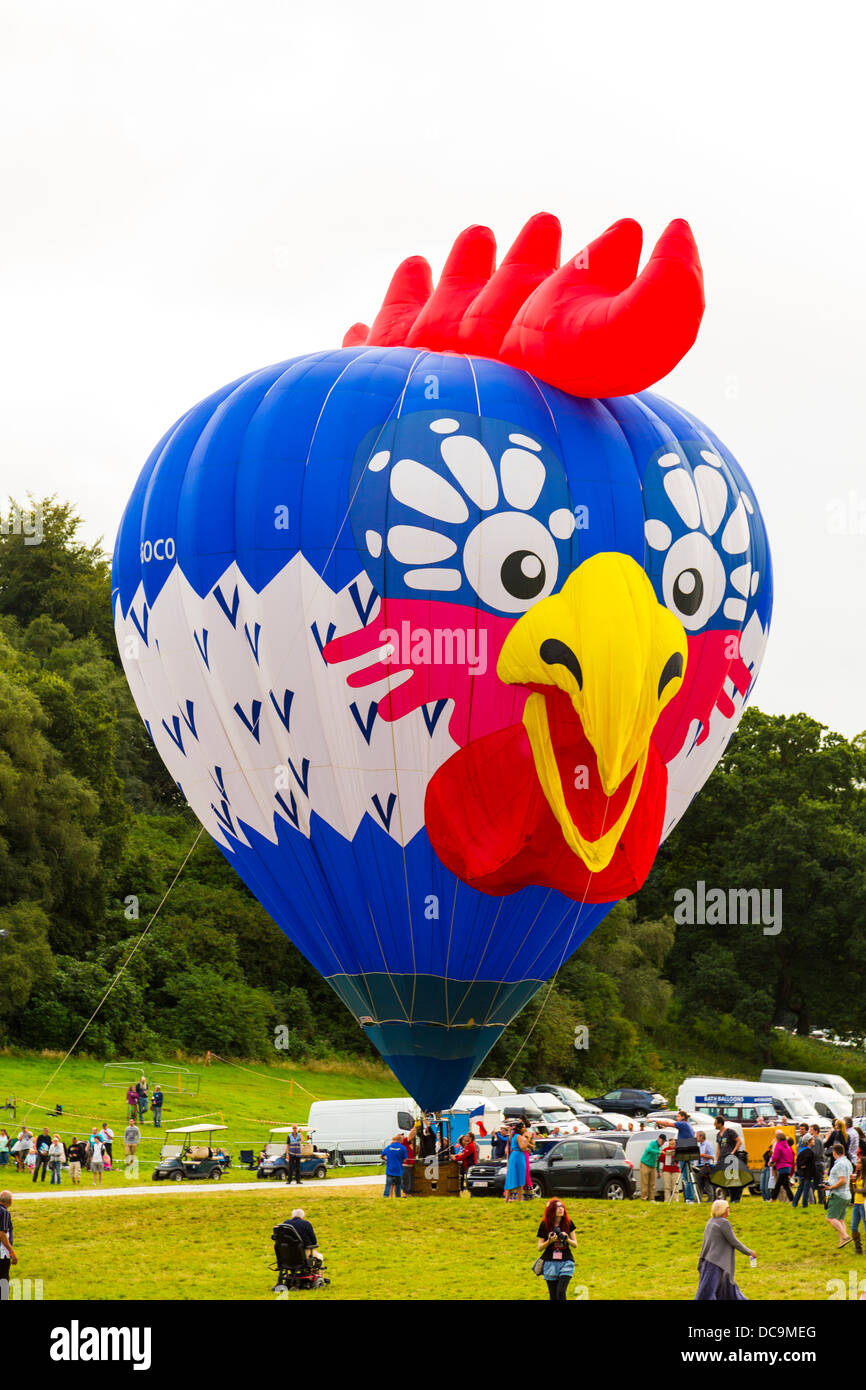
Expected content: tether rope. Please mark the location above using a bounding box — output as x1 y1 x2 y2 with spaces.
23 826 205 1123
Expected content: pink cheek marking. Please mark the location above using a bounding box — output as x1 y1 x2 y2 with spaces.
325 596 528 747
653 630 753 761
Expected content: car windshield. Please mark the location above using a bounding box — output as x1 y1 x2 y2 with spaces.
785 1095 813 1119
264 1142 286 1156
554 1088 586 1108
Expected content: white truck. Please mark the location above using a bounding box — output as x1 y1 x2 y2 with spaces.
307 1095 500 1165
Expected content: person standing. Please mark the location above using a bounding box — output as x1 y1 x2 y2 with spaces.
12 1125 32 1173
810 1125 827 1207
851 1158 865 1255
639 1133 663 1201
695 1198 755 1300
769 1130 795 1203
100 1122 114 1164
67 1136 86 1185
381 1134 408 1198
503 1123 530 1203
136 1076 148 1122
714 1116 744 1204
0 1130 8 1168
458 1131 478 1192
491 1123 509 1162
792 1136 817 1209
152 1086 163 1128
401 1128 416 1195
0 1191 17 1292
695 1130 715 1200
89 1131 106 1187
825 1142 853 1250
124 1120 141 1161
48 1134 66 1186
285 1125 303 1186
845 1119 860 1166
126 1085 138 1121
32 1126 52 1184
536 1198 577 1301
661 1136 682 1202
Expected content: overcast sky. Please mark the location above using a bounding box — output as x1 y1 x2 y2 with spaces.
2 1 864 736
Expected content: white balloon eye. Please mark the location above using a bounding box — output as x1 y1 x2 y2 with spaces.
462 512 559 614
662 532 727 632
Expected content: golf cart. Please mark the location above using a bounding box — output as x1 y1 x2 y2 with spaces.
257 1126 330 1181
152 1124 232 1182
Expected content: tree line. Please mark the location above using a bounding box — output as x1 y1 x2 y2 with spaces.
2 499 865 1090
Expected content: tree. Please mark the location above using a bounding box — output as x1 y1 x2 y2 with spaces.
636 709 866 1036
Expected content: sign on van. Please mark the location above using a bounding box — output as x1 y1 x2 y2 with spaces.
700 1095 774 1105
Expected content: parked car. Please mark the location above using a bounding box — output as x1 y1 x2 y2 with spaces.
256 1127 330 1181
502 1099 547 1132
521 1092 588 1133
467 1136 633 1199
523 1083 602 1115
585 1088 667 1117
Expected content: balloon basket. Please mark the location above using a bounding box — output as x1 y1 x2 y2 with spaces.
411 1161 461 1197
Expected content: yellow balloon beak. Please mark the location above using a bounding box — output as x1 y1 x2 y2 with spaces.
496 552 687 868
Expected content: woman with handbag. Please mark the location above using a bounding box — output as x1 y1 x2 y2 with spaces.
695 1198 755 1300
769 1131 795 1203
536 1198 577 1300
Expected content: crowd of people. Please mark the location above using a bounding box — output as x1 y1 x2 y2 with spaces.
0 1075 167 1189
378 1121 481 1197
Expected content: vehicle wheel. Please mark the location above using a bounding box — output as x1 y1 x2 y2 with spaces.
602 1178 629 1200
209 1167 222 1180
170 1170 183 1182
531 1178 547 1198
313 1276 326 1289
313 1165 327 1180
633 1109 647 1118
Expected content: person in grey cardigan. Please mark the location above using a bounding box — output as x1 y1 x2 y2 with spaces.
695 1198 756 1300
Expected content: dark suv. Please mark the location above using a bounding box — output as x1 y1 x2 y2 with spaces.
466 1137 634 1200
584 1088 667 1117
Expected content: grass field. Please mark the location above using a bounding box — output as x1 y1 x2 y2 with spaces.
2 1048 864 1301
0 1050 398 1190
8 1185 862 1301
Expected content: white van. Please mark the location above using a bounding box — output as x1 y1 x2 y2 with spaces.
307 1097 415 1165
760 1068 853 1099
463 1077 517 1100
676 1077 821 1127
792 1085 851 1122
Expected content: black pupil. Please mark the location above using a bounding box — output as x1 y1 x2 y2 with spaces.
501 550 545 600
673 568 704 616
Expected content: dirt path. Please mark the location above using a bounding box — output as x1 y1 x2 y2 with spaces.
14 1175 382 1201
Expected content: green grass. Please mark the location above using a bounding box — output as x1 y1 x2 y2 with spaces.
0 1049 398 1189
9 1185 862 1301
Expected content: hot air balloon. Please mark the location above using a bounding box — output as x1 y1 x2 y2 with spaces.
112 213 772 1112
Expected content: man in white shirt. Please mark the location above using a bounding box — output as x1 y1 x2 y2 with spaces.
825 1142 853 1249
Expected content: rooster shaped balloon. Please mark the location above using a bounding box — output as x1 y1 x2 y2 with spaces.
113 214 772 1109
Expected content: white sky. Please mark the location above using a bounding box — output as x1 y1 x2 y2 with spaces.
2 0 864 736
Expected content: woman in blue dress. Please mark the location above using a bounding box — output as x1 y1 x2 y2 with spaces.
504 1123 530 1202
